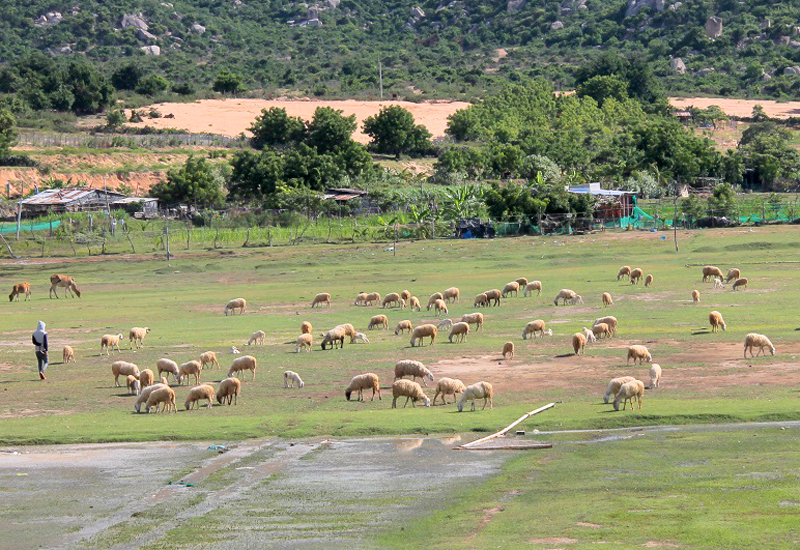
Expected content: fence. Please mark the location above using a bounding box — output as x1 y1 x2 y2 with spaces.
16 132 247 149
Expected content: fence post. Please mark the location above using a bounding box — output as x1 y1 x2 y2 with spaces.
762 200 766 224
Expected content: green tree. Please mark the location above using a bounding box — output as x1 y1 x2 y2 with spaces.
738 122 800 189
213 71 244 95
151 156 226 208
575 75 628 107
707 183 737 217
305 107 357 154
228 150 285 200
135 74 169 96
248 107 306 150
111 64 143 91
66 62 114 114
362 105 433 158
0 108 17 156
105 109 126 129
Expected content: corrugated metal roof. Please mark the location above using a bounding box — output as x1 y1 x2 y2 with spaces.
324 193 362 201
19 188 99 205
568 183 634 197
112 197 158 204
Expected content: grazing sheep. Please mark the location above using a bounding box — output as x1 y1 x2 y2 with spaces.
129 327 150 349
743 333 775 358
626 345 652 365
352 332 370 344
185 384 216 410
603 376 636 404
247 330 266 346
62 345 75 364
200 351 219 369
443 287 460 303
363 292 381 306
448 321 470 343
230 346 240 354
593 316 619 336
630 268 643 285
382 292 403 309
345 373 381 401
692 289 700 303
368 315 389 331
392 379 431 408
648 364 662 389
581 327 597 343
433 298 448 317
296 333 313 353
502 341 514 360
49 274 81 299
394 360 434 385
9 282 31 302
602 292 613 307
301 321 313 334
337 323 357 341
160 376 169 385
145 386 177 413
644 274 654 287
457 381 493 412
225 298 247 316
702 266 724 283
427 292 444 310
484 289 502 306
217 377 241 405
614 379 645 411
284 370 305 388
139 369 155 389
553 289 577 305
101 334 124 355
433 377 466 405
502 281 520 298
592 322 612 339
395 320 413 335
177 360 202 386
126 375 140 395
572 332 587 355
523 281 543 297
709 311 726 332
321 326 346 350
134 383 168 413
567 294 584 305
474 293 489 308
410 324 438 347
617 266 631 281
156 358 179 382
515 277 528 288
437 318 454 331
111 361 140 387
726 268 741 283
522 320 547 340
400 290 411 301
409 296 422 311
228 355 257 380
714 278 724 289
732 277 748 291
354 292 368 306
460 312 484 331
311 292 331 308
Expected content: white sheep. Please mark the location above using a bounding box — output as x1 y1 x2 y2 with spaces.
200 351 219 369
594 316 618 336
284 370 305 388
382 292 403 309
522 320 546 340
460 312 484 331
709 311 726 332
433 377 466 405
410 324 438 347
145 386 177 413
473 293 489 308
523 281 542 297
230 346 241 354
614 379 644 411
228 355 257 380
394 360 434 386
437 318 454 331
572 332 587 355
321 326 346 349
247 330 266 346
111 361 140 387
567 294 584 305
225 298 247 315
368 314 389 330
502 281 520 298
443 287 460 303
457 381 494 412
392 379 431 408
603 376 636 404
743 333 775 358
553 289 577 305
714 278 724 289
352 332 370 344
448 321 470 343
395 320 413 335
129 327 150 349
184 384 216 410
648 364 662 389
409 296 422 311
311 292 331 308
177 360 202 385
134 383 168 413
296 333 313 352
126 375 140 395
626 345 652 365
62 345 75 363
101 333 124 355
217 377 242 405
156 358 179 382
581 327 597 344
345 373 381 401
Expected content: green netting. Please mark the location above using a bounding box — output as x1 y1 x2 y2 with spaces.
0 220 61 233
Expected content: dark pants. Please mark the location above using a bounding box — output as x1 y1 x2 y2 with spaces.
36 351 48 373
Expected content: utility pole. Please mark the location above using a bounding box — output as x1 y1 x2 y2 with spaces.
378 61 383 101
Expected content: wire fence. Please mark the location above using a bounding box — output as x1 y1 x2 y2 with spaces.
16 132 247 149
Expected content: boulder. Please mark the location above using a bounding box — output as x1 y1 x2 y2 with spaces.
705 16 722 39
625 0 666 18
327 0 340 8
507 0 525 12
137 29 157 41
550 20 564 30
121 13 149 32
669 57 686 74
140 45 161 56
411 6 425 18
191 23 206 34
695 68 715 77
783 66 800 75
761 72 772 81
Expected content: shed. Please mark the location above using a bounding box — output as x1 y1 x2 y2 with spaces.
568 183 636 219
323 187 369 204
19 188 127 217
111 197 159 218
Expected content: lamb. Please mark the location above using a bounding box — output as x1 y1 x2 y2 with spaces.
460 312 485 331
603 376 636 404
593 316 619 336
409 296 422 311
502 341 514 360
743 333 775 358
200 351 219 369
553 289 577 305
648 364 662 389
617 266 631 281
629 268 643 285
157 358 179 381
395 320 413 335
443 287 460 303
448 321 470 343
457 381 493 412
410 324 438 347
364 292 381 306
128 327 150 349
247 330 266 346
354 292 368 306
345 373 381 401
592 322 612 339
714 278 724 289
159 376 169 385
145 386 177 413
311 292 331 308
100 334 124 355
484 289 502 306
217 377 241 405
522 320 546 340
111 361 140 387
515 277 528 288
572 332 587 355
581 327 597 343
321 326 346 350
134 383 168 413
523 281 542 297
501 281 519 298
382 292 403 308
139 369 155 389
301 321 313 334
732 277 748 291
394 360 434 385
8 282 31 302
284 370 305 388
230 346 240 354
692 289 700 303
427 292 444 310
177 360 202 385
433 377 466 405
644 274 654 287
392 379 431 408
184 384 216 410
437 318 454 331
709 311 726 332
725 268 741 283
62 345 75 363
296 333 313 353
225 298 247 315
702 265 724 283
626 345 652 365
227 355 257 380
400 290 411 301
368 314 389 330
433 298 448 316
567 294 584 305
126 375 140 395
473 293 489 308
602 292 613 307
613 379 644 411
352 332 370 344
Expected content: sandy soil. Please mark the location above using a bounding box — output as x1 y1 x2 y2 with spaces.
669 97 800 119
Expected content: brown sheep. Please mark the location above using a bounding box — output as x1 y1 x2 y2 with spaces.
129 327 150 349
515 277 528 288
725 268 741 283
382 292 403 309
400 290 411 301
522 320 546 340
732 277 748 291
145 386 176 413
592 323 612 339
502 341 514 359
626 345 652 365
139 369 155 389
617 266 631 281
448 322 470 343
433 298 449 317
629 268 643 285
523 281 542 297
433 377 467 405
692 289 700 303
474 293 489 308
217 377 242 405
111 361 140 387
62 345 75 364
613 380 644 411
49 274 81 299
301 321 313 334
709 311 726 332
443 287 460 303
228 355 257 380
100 334 124 355
178 360 202 385
644 274 654 287
501 281 519 298
321 326 346 350
391 380 431 408
395 320 413 335
200 351 219 369
345 373 381 401
224 298 247 315
311 292 331 308
408 296 422 311
602 292 613 307
368 314 389 330
410 324 438 347
484 289 502 306
460 312 484 331
9 282 31 302
572 332 587 355
364 292 381 306
427 292 444 310
185 384 216 410
702 265 724 283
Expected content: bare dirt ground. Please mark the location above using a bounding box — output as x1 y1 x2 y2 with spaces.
669 97 800 119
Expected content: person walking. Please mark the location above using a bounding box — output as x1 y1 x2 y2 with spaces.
32 321 48 380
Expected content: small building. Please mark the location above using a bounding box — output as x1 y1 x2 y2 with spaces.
568 182 636 220
111 197 159 218
673 111 693 124
19 188 127 217
323 188 369 204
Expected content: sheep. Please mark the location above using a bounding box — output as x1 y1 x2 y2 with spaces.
733 277 748 291
448 322 470 343
392 379 431 408
433 298 448 317
443 287 460 303
433 377 466 405
177 360 202 386
617 266 631 281
225 298 247 315
395 320 413 335
157 358 179 382
200 351 219 369
247 330 266 346
603 376 636 404
336 322 357 341
284 370 305 388
400 289 411 301
101 334 124 355
437 318 454 331
692 289 700 303
160 376 168 385
382 292 403 309
217 377 242 405
62 345 75 364
139 369 155 389
321 326 346 350
644 274 654 287
484 289 502 306
394 360 434 385
714 278 724 289
111 361 140 387
648 364 662 389
354 292 368 306
128 327 150 349
230 346 240 354
629 268 643 285
702 265 724 283
427 292 444 310
553 289 577 305
572 332 587 355
501 281 519 298
368 314 389 330
457 381 493 412
345 373 381 401
502 341 514 360
410 324 438 347
592 322 612 339
602 292 613 307
409 296 422 311
593 316 619 336
8 282 31 302
311 292 331 308
709 311 726 332
567 294 584 305
613 379 645 411
523 281 542 297
184 384 216 410
126 375 140 395
581 327 597 344
352 332 370 344
743 333 775 358
473 293 489 308
626 345 652 365
460 312 484 331
228 355 257 380
522 320 546 340
726 268 741 283
296 333 313 352
145 386 177 413
134 383 167 413
301 321 313 334
515 277 528 288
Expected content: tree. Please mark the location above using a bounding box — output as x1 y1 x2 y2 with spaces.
105 109 126 129
151 156 226 208
228 150 285 200
575 75 628 107
0 108 17 156
213 71 244 95
707 183 737 217
738 122 800 189
111 64 143 91
305 107 357 154
135 74 169 96
362 105 433 158
248 107 306 150
65 62 114 114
